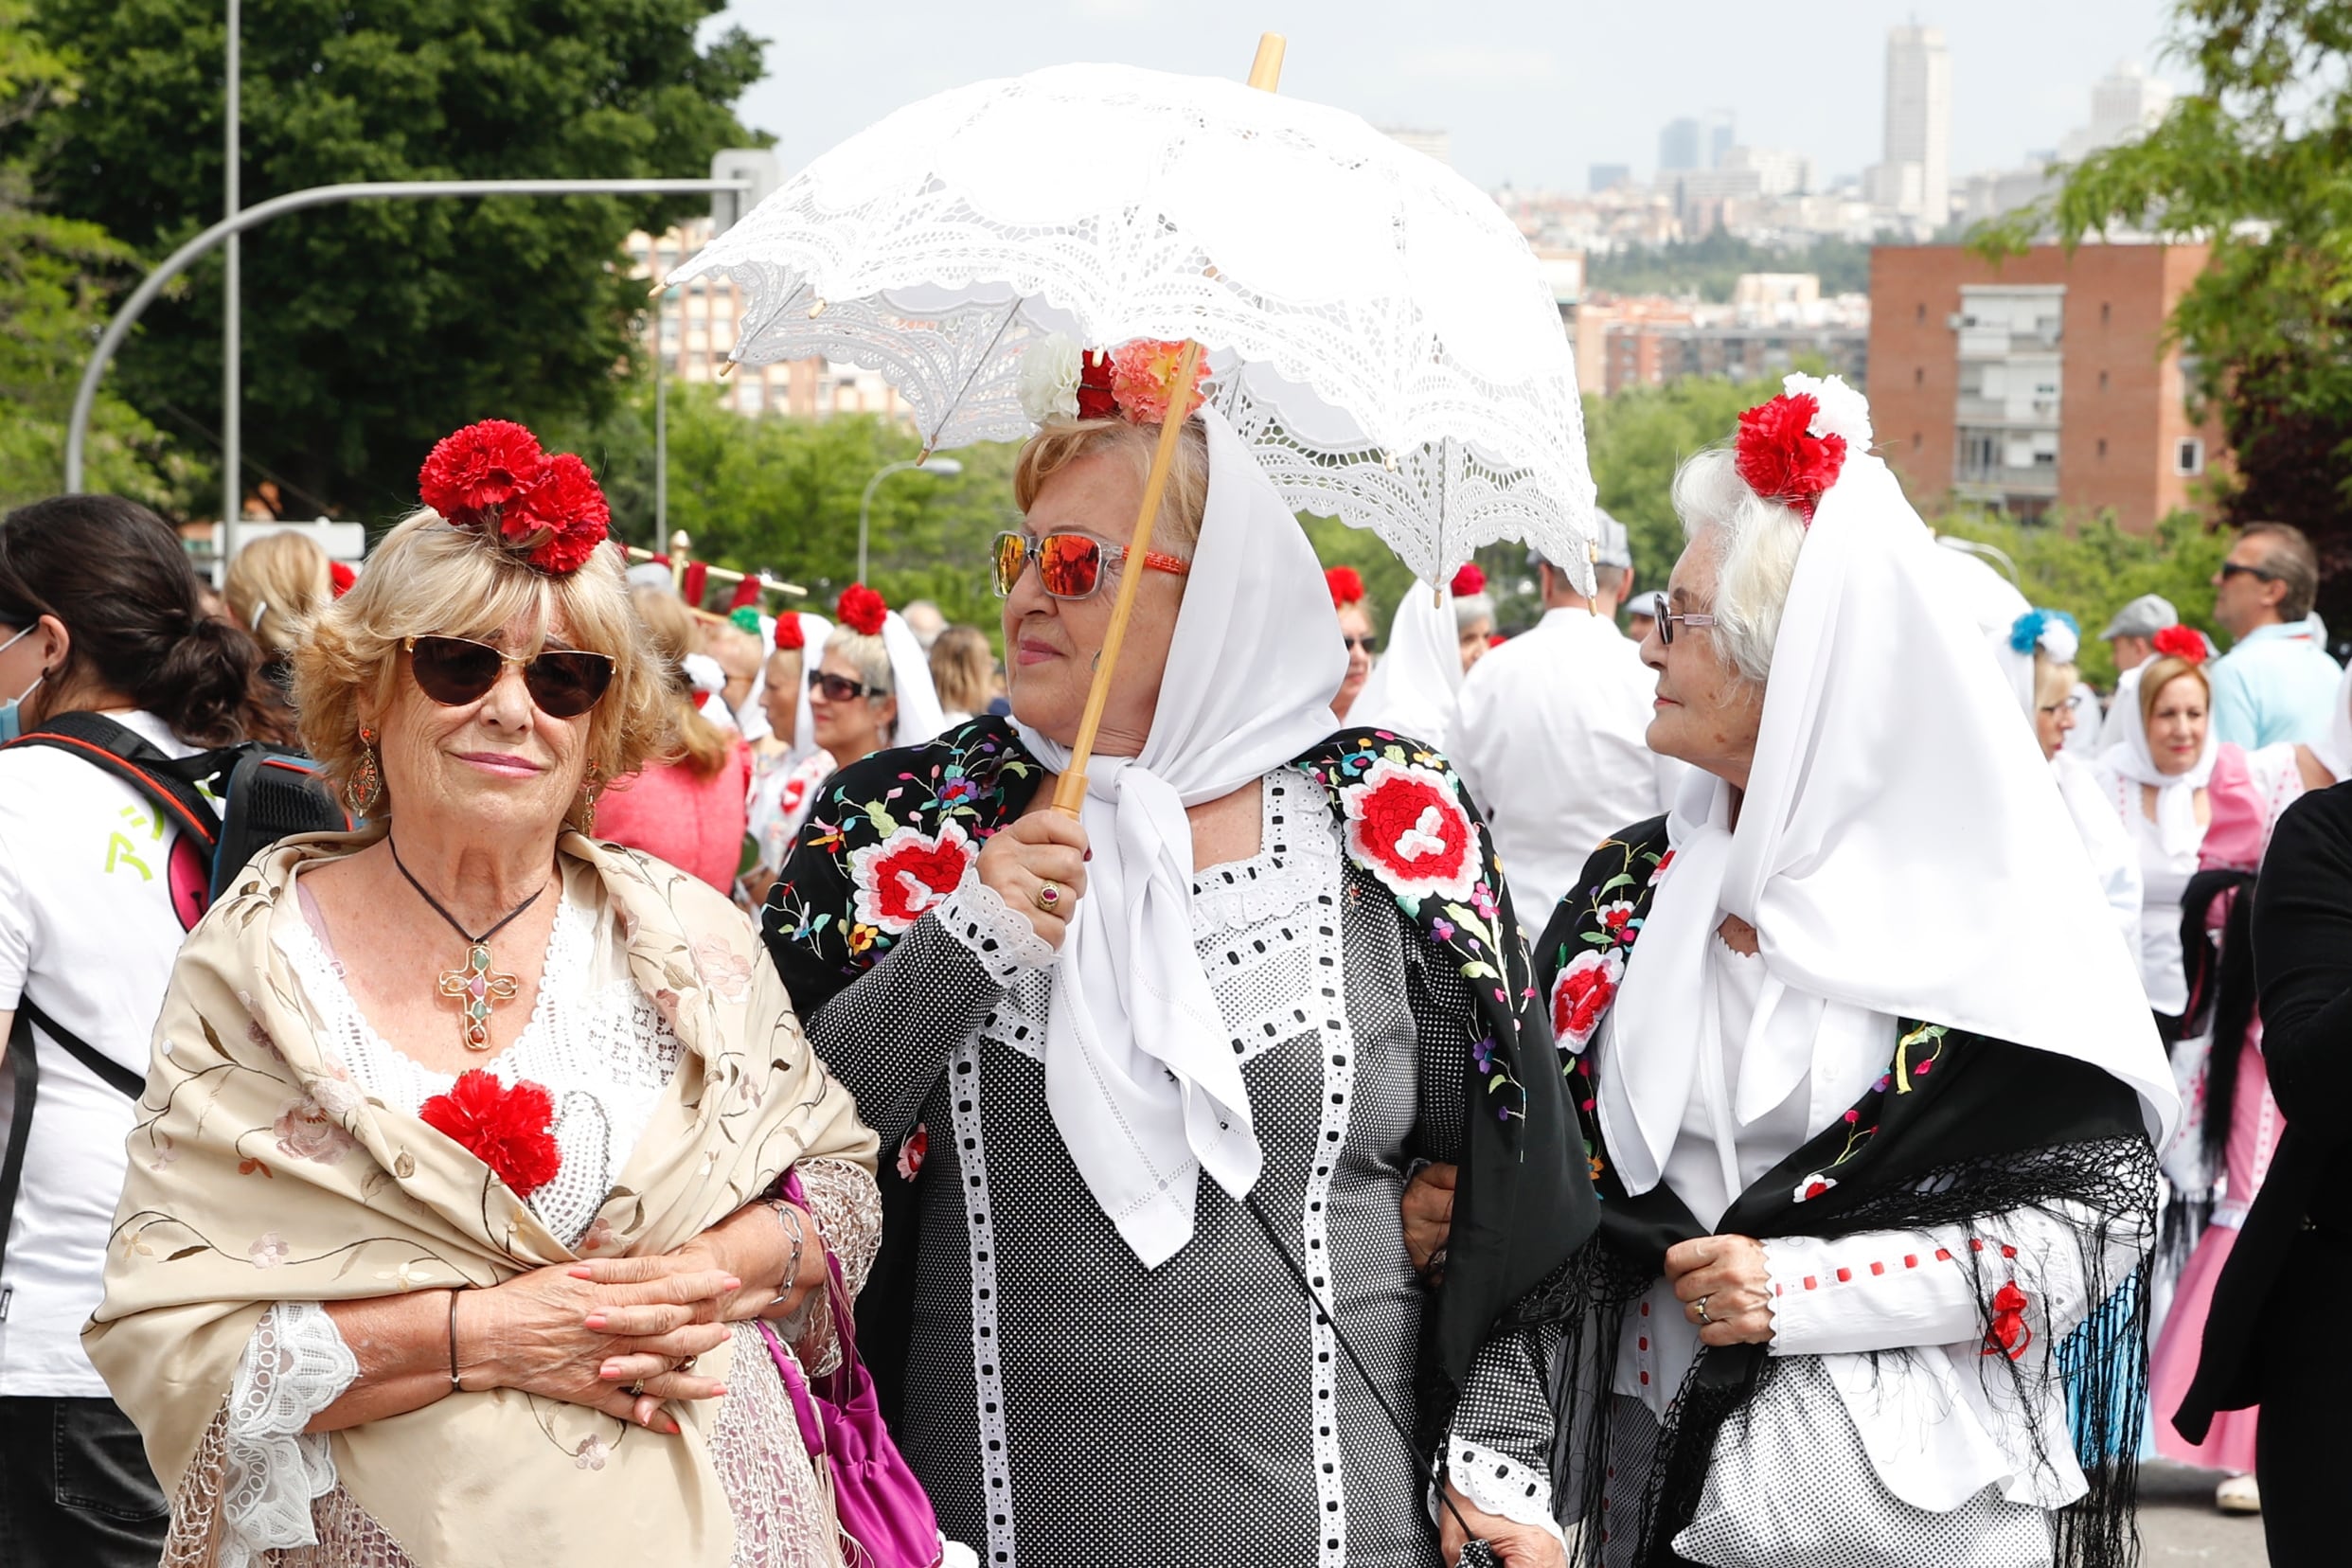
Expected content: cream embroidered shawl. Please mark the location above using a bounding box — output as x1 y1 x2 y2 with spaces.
84 830 879 1568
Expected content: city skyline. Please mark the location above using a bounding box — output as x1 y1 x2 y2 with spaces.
710 0 2186 193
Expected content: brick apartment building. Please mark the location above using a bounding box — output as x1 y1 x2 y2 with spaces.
1867 242 2223 527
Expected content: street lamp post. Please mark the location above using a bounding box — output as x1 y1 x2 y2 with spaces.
857 456 963 582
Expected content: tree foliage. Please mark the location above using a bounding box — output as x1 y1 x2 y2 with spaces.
1587 233 1879 302
1974 0 2352 624
18 0 763 520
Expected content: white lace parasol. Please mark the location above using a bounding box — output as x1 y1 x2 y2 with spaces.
666 62 1597 589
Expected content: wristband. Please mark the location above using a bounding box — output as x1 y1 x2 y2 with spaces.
447 1289 464 1392
768 1201 808 1307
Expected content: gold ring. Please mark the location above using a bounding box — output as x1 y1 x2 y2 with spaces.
678 1355 698 1374
1695 1295 1712 1325
628 1378 646 1396
1035 881 1063 912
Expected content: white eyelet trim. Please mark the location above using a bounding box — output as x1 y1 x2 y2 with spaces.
949 1036 1018 1568
935 876 1059 982
1305 875 1356 1568
1441 1438 1567 1552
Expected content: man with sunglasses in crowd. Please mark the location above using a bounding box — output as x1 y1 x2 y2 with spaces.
2207 522 2342 749
1447 511 1684 933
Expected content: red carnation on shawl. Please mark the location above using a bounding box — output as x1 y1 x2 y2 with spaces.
419 419 543 526
1076 350 1118 420
419 1070 561 1197
1325 566 1366 608
2151 624 2206 664
837 583 888 636
328 561 356 597
774 613 806 651
503 452 612 575
1734 393 1846 524
1451 562 1487 598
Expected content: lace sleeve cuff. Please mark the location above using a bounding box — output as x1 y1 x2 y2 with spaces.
1438 1439 1567 1552
932 878 1058 983
218 1301 359 1568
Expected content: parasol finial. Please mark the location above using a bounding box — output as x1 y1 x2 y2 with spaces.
1248 34 1287 91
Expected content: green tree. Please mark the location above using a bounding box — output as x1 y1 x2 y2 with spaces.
19 0 762 520
1581 374 1772 594
1975 0 2352 625
1587 233 1880 302
0 0 192 509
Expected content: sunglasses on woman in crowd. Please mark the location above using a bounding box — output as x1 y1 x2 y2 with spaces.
402 634 615 719
990 529 1191 601
808 670 876 704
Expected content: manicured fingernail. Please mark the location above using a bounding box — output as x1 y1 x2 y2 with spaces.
600 1362 624 1380
584 1313 608 1330
1083 848 1093 862
568 1265 595 1278
724 1277 742 1292
711 1385 728 1398
658 1416 681 1434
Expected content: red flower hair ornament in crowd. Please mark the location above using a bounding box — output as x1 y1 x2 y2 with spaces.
1017 333 1212 429
418 419 612 575
836 583 889 637
774 613 807 651
419 1069 561 1197
1450 562 1488 599
1733 372 1874 526
1325 565 1366 609
2151 624 2208 665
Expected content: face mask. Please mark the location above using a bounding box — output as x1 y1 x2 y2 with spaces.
0 624 43 745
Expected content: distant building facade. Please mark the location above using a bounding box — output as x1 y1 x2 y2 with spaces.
1658 117 1702 173
1867 26 1952 225
1868 242 2223 527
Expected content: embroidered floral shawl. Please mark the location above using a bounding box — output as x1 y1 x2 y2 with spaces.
764 716 1595 1425
86 830 879 1568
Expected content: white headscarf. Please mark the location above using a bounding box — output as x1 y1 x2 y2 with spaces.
880 609 946 746
2309 659 2352 783
1350 579 1464 746
778 612 833 762
1599 432 2176 1202
2095 658 2219 859
1016 406 1346 1266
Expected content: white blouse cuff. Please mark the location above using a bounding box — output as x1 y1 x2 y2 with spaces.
933 877 1058 982
1438 1438 1567 1552
219 1301 359 1568
1762 1230 1998 1359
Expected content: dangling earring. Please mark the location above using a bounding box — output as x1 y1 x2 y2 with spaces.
346 726 382 815
577 767 602 836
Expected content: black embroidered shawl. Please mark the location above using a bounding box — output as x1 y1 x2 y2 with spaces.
765 716 1596 1434
1532 816 2158 1568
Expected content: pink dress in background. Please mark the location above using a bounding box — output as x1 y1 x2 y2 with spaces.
595 740 753 893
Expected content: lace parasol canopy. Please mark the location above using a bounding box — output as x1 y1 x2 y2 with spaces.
666 62 1598 590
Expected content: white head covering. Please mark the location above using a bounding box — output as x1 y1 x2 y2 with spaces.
879 609 946 746
2096 655 2220 859
1349 580 1463 746
1015 406 1345 1266
773 612 832 762
2310 659 2352 783
1599 399 2176 1202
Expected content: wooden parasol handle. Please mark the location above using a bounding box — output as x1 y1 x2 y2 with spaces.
1048 35 1286 816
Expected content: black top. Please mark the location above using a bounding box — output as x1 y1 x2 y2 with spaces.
2177 778 2352 1435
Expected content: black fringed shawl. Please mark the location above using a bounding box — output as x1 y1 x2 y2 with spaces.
1528 817 2159 1568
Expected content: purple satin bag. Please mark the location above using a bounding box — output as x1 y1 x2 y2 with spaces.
757 1169 952 1568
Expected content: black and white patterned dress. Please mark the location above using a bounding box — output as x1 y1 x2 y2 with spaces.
787 765 1563 1568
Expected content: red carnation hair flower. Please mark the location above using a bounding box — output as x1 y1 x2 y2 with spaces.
837 583 889 637
1076 350 1118 421
774 613 807 651
1325 565 1366 608
1451 562 1488 598
328 561 356 597
502 452 612 575
419 419 543 526
1735 393 1846 524
2151 624 2207 665
419 1070 561 1197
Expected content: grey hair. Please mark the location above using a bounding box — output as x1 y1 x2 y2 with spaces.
1453 592 1495 630
1670 447 1807 685
824 627 895 703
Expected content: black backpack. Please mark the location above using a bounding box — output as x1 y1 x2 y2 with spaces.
0 712 350 1318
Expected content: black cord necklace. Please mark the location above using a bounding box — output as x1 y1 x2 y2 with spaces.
388 837 550 1052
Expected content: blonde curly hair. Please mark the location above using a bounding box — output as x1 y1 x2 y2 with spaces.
290 510 672 831
1011 416 1211 554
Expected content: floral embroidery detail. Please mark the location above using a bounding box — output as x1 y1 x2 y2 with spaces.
248 1232 291 1269
579 1217 620 1256
147 1134 179 1172
372 1260 438 1290
1983 1281 2033 1360
1792 1173 1838 1203
898 1124 929 1182
1597 899 1638 943
691 935 754 1005
1337 757 1479 905
1648 850 1676 886
272 1093 358 1166
1551 950 1624 1055
573 1434 611 1470
847 819 979 935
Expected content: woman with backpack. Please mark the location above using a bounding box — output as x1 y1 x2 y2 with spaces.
0 493 276 1566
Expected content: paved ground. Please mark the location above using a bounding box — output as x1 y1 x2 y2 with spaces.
2140 1460 2267 1566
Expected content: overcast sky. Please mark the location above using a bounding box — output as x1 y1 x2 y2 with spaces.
710 0 2189 192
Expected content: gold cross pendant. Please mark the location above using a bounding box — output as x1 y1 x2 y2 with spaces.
437 942 521 1051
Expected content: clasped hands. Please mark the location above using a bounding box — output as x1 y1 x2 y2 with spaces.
467 1198 829 1434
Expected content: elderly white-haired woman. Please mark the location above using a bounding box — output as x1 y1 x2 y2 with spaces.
87 421 896 1568
763 339 1597 1568
1523 379 2176 1566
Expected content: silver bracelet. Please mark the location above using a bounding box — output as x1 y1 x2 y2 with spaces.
768 1200 807 1307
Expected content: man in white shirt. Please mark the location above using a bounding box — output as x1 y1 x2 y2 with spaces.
1450 513 1687 931
2097 593 2179 753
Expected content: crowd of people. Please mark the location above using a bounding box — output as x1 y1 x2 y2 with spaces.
0 373 2341 1568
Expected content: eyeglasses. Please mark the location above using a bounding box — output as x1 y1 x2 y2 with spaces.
402 634 614 719
2217 561 2278 583
1343 634 1379 655
991 530 1191 601
1656 609 1718 647
808 670 876 704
